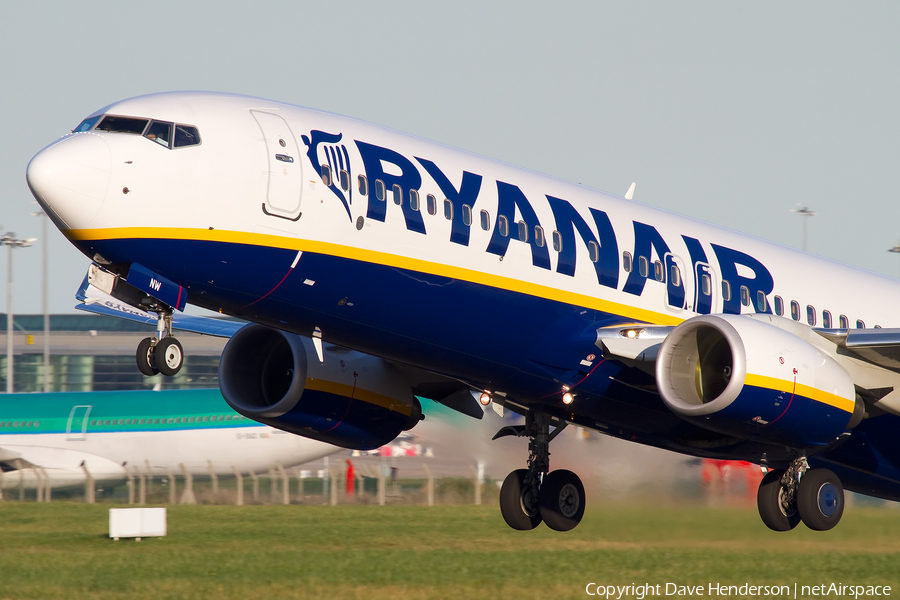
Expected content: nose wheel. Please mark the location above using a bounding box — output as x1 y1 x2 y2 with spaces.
136 337 159 376
135 310 184 377
154 337 184 376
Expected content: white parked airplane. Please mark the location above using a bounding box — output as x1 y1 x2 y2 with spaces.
25 92 900 532
0 388 341 493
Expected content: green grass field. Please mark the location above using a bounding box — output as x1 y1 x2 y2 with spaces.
1 502 899 599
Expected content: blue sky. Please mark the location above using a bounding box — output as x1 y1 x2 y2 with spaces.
2 1 900 314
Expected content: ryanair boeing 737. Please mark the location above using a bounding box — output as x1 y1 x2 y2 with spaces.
25 92 900 532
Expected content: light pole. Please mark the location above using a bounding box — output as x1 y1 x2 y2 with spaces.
888 243 900 279
31 210 49 392
790 205 816 252
2 233 35 394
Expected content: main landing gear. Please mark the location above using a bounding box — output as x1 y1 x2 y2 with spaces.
136 310 184 377
756 457 844 532
495 411 586 532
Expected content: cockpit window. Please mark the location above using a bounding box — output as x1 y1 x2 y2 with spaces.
144 120 173 148
96 116 149 134
86 114 200 149
73 116 101 132
174 125 200 148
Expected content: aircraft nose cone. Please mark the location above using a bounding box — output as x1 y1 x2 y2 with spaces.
26 133 111 229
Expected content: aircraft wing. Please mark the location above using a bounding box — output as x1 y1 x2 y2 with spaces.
599 320 900 375
74 272 244 338
817 328 900 373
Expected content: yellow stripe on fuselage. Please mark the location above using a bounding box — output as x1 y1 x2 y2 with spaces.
743 373 854 414
67 226 685 326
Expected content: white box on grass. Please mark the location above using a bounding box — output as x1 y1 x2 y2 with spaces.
109 507 167 540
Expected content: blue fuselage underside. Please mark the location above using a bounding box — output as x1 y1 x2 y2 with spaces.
77 236 900 501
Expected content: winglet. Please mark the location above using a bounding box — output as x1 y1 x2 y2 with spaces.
624 182 636 200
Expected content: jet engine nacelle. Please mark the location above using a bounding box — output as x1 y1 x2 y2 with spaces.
656 314 860 448
218 324 422 450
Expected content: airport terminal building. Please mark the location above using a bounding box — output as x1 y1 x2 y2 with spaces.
0 314 226 393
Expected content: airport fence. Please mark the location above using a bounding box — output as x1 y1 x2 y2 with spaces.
0 462 501 507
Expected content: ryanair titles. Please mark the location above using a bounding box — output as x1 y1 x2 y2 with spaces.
303 130 774 316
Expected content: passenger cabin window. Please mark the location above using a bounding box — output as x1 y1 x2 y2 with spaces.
553 231 563 253
375 179 385 201
740 286 751 307
339 169 350 191
173 125 201 147
756 291 767 312
320 164 332 187
392 184 403 206
144 120 173 148
622 251 632 273
839 315 849 329
823 310 833 328
462 204 472 226
654 260 664 282
426 194 437 216
588 241 599 263
534 226 545 248
638 256 649 278
517 220 528 242
791 300 800 321
498 215 509 237
358 175 368 196
97 115 149 134
774 295 784 316
409 189 420 211
721 281 731 302
480 210 491 231
807 305 816 326
856 320 865 329
443 199 453 220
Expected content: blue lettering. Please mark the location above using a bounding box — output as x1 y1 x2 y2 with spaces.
546 196 618 289
486 182 550 270
712 244 774 315
302 130 352 220
682 235 713 314
622 222 686 309
356 141 426 234
416 158 482 246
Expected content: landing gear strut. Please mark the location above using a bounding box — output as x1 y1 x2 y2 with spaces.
756 457 844 532
496 411 585 531
136 309 183 377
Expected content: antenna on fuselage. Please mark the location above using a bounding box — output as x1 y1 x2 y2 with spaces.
624 182 636 200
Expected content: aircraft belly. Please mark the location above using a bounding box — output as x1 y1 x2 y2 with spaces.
72 235 900 488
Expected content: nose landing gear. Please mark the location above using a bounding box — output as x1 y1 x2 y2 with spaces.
135 310 184 377
496 411 585 532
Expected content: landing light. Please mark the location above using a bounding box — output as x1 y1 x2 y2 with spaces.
562 392 574 405
479 392 492 406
